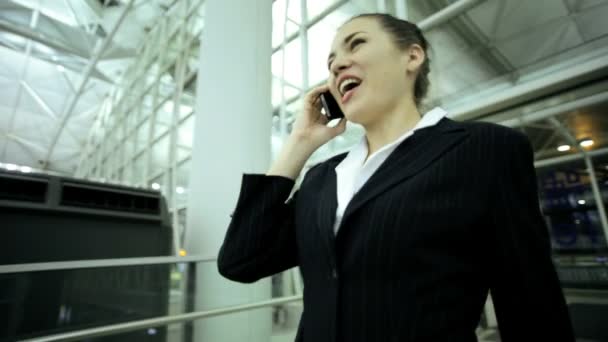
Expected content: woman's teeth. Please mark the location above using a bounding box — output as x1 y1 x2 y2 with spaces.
339 78 361 95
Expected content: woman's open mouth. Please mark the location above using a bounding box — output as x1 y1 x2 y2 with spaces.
338 77 362 104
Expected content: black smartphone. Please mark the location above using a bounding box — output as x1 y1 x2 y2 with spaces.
319 91 344 120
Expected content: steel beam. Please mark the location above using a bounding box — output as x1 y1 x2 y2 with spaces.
4 133 45 160
498 91 608 128
395 0 408 19
0 19 83 58
377 0 387 13
448 47 608 120
418 0 487 32
535 147 608 168
21 80 58 120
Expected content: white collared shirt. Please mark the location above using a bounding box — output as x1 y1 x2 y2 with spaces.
333 107 448 234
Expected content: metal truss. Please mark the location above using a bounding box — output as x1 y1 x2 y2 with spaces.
0 4 39 161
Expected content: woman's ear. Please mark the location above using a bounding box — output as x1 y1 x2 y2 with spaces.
405 44 425 74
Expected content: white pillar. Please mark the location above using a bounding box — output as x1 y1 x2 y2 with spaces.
185 0 273 341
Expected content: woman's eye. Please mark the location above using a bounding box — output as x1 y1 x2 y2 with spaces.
350 38 365 50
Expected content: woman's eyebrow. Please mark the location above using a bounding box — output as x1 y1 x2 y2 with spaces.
327 31 367 66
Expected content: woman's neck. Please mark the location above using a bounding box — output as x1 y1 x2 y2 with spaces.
364 101 421 160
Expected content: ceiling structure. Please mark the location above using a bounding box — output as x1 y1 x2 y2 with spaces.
1 0 608 175
0 0 173 174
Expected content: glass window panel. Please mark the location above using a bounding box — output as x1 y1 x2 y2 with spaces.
154 122 170 141
273 0 301 48
590 154 608 250
130 111 141 133
537 159 608 253
157 101 174 126
179 104 194 119
116 168 124 183
122 137 135 163
151 135 170 174
174 159 191 207
132 154 145 185
178 115 195 149
150 174 166 196
307 4 354 85
137 104 152 125
272 77 301 108
307 0 341 19
177 146 191 162
122 162 133 185
136 119 150 152
272 38 302 87
285 95 302 114
178 104 194 121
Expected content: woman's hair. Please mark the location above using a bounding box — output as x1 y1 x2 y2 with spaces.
348 13 431 107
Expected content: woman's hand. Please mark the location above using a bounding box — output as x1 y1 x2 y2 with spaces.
290 84 347 151
266 85 347 180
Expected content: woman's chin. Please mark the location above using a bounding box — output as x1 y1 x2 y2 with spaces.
343 107 370 126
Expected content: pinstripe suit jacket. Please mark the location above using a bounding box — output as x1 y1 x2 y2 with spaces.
218 117 574 342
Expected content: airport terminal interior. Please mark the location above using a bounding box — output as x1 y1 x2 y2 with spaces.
1 0 608 341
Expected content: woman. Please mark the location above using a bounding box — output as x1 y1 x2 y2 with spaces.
218 13 574 342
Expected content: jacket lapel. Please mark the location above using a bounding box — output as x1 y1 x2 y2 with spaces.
314 155 344 262
337 118 469 235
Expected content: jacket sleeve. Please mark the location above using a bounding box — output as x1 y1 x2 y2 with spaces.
217 174 299 283
488 130 575 341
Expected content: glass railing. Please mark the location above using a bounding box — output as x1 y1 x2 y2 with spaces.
0 256 302 342
5 255 608 341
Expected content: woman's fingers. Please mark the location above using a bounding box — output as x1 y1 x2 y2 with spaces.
304 84 330 106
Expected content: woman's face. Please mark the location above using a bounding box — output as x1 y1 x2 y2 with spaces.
327 17 418 125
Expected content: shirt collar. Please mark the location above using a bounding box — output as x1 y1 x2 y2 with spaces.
336 107 448 171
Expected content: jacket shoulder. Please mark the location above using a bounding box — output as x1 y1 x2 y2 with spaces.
454 119 530 147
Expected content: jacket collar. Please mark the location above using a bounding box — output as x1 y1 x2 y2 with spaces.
336 106 449 174
317 117 470 252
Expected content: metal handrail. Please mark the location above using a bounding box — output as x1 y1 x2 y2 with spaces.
18 295 303 342
0 255 215 274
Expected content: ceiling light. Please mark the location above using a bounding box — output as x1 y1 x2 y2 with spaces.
176 186 185 194
56 65 65 72
580 139 594 147
5 163 17 171
20 166 32 173
151 183 161 190
578 200 586 205
557 145 571 152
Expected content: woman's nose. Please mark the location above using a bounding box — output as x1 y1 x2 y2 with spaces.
331 56 351 76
